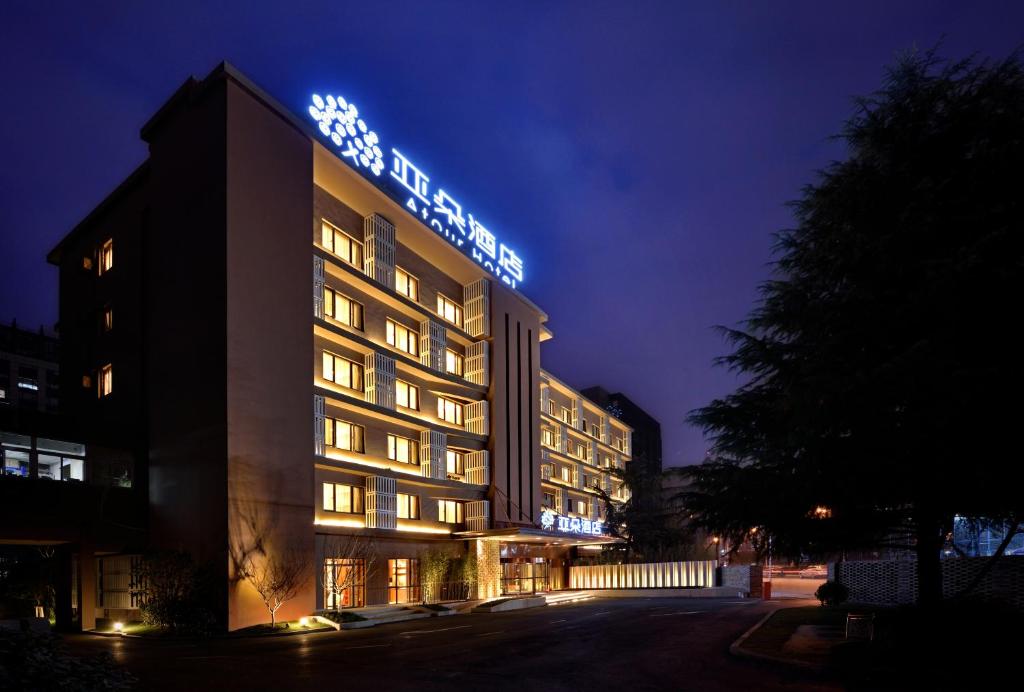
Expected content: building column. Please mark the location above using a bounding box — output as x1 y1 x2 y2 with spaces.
474 539 501 600
77 541 97 631
54 544 74 631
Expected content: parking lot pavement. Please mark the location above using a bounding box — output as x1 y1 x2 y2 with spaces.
64 598 841 691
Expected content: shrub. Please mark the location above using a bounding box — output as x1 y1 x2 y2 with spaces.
815 580 849 606
132 551 220 635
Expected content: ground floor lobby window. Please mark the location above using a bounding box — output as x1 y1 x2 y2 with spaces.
388 558 420 604
324 558 365 609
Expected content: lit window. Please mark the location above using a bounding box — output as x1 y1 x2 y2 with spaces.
395 268 419 301
437 396 463 426
577 500 587 515
324 288 364 330
541 428 555 448
397 492 420 519
547 399 556 416
437 499 464 524
446 449 465 476
386 319 419 357
98 364 113 398
98 239 113 275
561 466 571 483
543 492 555 509
325 418 364 452
436 294 463 327
323 352 364 391
387 434 419 464
445 349 464 377
560 407 571 424
395 380 419 410
321 221 363 268
323 483 364 513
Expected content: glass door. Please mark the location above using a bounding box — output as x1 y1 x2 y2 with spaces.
388 558 420 604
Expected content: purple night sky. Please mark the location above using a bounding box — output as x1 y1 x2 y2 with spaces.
1 1 1021 466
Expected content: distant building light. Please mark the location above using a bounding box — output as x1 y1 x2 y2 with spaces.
17 381 39 391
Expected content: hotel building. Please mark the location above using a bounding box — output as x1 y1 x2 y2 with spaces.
42 63 632 630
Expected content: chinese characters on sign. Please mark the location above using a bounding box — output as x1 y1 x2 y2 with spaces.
540 509 603 537
309 93 525 289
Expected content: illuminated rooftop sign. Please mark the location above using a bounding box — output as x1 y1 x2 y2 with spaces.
540 509 604 537
308 93 525 289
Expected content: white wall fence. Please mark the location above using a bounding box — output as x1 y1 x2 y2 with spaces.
570 560 718 590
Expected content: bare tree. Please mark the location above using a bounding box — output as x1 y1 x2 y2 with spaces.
322 534 377 610
240 544 310 627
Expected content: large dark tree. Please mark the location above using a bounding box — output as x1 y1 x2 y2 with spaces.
684 49 1024 605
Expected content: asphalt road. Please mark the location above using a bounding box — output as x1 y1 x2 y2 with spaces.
64 598 840 691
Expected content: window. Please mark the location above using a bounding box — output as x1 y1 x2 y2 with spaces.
326 418 364 453
569 440 586 460
446 449 465 476
436 294 463 327
395 268 419 301
321 221 363 267
387 434 419 464
324 288 364 330
388 558 420 604
322 482 365 513
541 428 555 448
386 319 419 357
547 398 556 416
437 396 463 426
560 407 572 424
576 499 588 515
102 305 113 332
397 493 420 519
445 349 464 377
437 499 464 524
98 238 113 275
323 352 364 391
395 380 419 410
561 466 571 483
565 496 573 513
543 492 555 509
324 558 365 609
98 364 113 398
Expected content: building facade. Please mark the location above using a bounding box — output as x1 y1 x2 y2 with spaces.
580 386 662 474
0 321 59 414
45 63 632 630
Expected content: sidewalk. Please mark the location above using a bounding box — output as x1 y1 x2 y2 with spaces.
730 601 842 671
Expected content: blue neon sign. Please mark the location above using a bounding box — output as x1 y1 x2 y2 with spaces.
308 93 525 289
540 509 603 537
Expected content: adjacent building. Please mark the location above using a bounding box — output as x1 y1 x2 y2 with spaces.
581 386 662 474
0 321 59 414
37 63 632 629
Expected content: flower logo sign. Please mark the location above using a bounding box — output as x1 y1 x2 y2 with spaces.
308 94 384 176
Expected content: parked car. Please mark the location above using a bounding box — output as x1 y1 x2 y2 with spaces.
799 564 827 579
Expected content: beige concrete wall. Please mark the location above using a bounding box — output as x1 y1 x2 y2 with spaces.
225 79 315 630
489 287 543 527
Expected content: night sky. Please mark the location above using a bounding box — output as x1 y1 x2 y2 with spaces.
1 1 1021 466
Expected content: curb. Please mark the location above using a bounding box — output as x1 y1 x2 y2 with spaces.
728 607 824 672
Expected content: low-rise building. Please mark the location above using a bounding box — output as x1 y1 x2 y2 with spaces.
7 63 636 630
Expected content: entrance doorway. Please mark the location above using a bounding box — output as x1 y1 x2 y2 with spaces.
500 557 551 595
387 558 420 604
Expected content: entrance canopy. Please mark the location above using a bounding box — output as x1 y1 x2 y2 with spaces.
453 527 623 548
